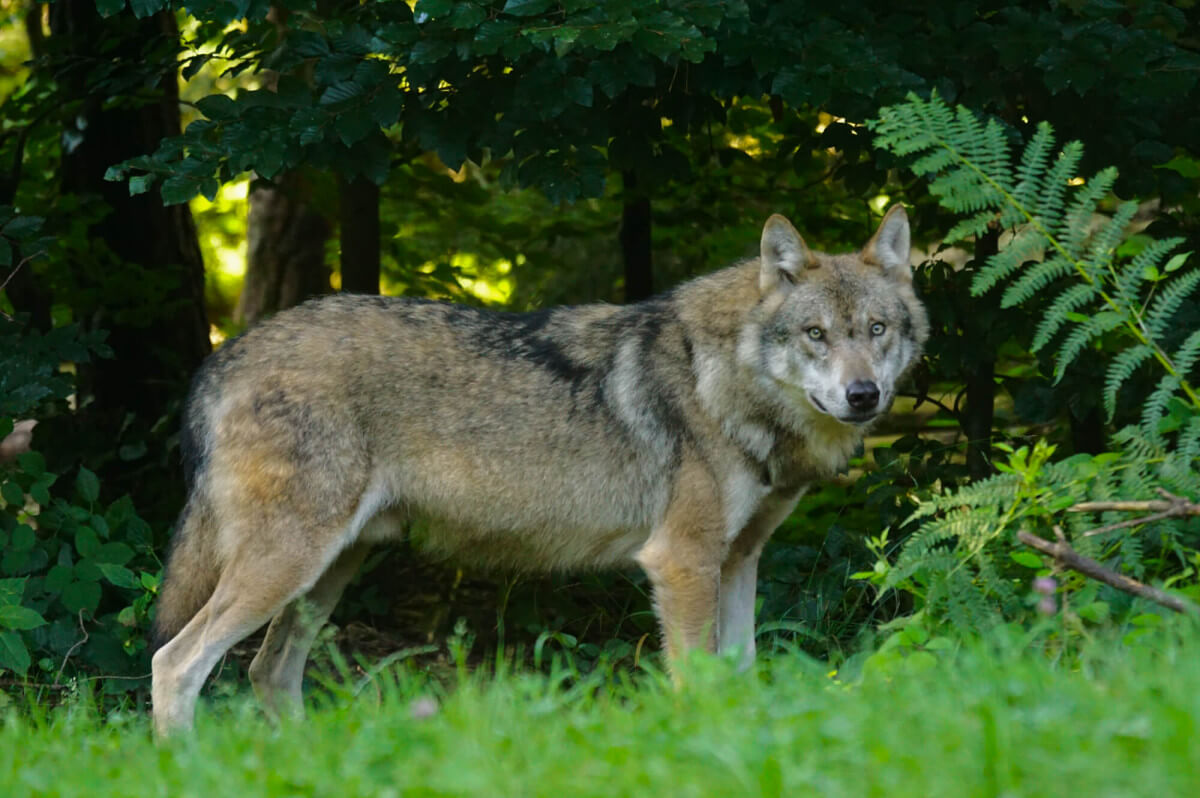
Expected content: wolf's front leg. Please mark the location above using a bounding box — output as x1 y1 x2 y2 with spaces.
718 553 760 670
638 544 721 669
635 460 725 678
718 490 806 671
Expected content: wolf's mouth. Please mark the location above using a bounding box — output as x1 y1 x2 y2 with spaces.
809 392 879 425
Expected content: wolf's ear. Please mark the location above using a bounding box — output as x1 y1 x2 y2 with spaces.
862 204 911 276
760 214 814 293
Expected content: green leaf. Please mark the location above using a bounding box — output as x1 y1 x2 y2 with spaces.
503 0 552 16
97 563 139 589
474 20 519 55
409 38 453 65
335 108 375 146
61 580 101 614
140 571 160 591
160 176 202 205
1158 155 1200 178
0 578 25 607
1 481 24 507
0 630 30 675
0 605 46 631
28 479 51 507
196 94 239 121
564 76 592 108
319 80 365 105
1077 601 1110 623
45 565 73 594
11 524 34 552
75 527 100 559
94 0 126 18
128 174 155 196
15 451 45 477
1163 251 1192 273
1 215 45 239
75 466 100 504
416 0 455 19
74 560 102 582
289 31 331 58
1010 551 1043 569
128 0 164 19
450 3 488 29
95 542 134 566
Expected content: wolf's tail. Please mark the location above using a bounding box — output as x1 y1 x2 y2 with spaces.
150 497 221 653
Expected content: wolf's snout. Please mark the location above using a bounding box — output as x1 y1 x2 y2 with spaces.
845 380 880 411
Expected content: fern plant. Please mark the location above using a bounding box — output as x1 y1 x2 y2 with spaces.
862 93 1200 631
872 92 1199 444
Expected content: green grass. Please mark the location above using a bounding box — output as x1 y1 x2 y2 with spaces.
3 626 1200 797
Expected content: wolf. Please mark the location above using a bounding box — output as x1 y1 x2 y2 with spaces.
150 205 927 734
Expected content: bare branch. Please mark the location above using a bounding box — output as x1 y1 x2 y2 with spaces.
1066 490 1200 537
1018 529 1199 616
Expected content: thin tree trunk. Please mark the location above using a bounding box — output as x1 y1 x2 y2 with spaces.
620 170 653 303
338 175 380 294
235 3 332 325
963 227 999 480
237 174 331 325
51 1 209 419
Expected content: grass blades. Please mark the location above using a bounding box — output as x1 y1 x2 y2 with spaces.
3 624 1200 796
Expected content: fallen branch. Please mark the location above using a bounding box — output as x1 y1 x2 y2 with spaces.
1017 528 1199 617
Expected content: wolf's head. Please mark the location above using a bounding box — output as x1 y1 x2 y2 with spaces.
746 205 929 427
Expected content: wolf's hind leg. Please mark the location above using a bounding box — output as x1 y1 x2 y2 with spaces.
248 542 371 719
151 533 352 736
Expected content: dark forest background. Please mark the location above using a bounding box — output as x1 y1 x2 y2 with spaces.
1 0 1198 700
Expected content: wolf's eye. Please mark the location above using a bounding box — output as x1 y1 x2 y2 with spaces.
870 322 886 337
807 327 824 341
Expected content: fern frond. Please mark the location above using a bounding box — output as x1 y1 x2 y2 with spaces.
970 226 1043 296
1052 311 1126 383
1032 282 1102 352
1111 424 1165 460
1103 343 1154 420
1038 141 1084 225
1173 329 1200 380
1141 374 1182 443
1000 255 1073 309
944 210 998 244
1144 269 1200 340
1082 201 1138 279
1058 167 1118 261
1113 237 1185 314
907 474 1020 522
1177 417 1200 463
1007 122 1055 222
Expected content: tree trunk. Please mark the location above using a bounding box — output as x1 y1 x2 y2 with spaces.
338 175 380 294
50 1 209 420
619 170 653 303
237 174 332 325
963 227 999 480
235 3 332 325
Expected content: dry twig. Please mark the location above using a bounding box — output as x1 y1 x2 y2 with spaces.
1071 489 1200 537
1018 527 1199 617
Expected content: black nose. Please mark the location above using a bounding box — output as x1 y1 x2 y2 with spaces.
846 380 880 411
